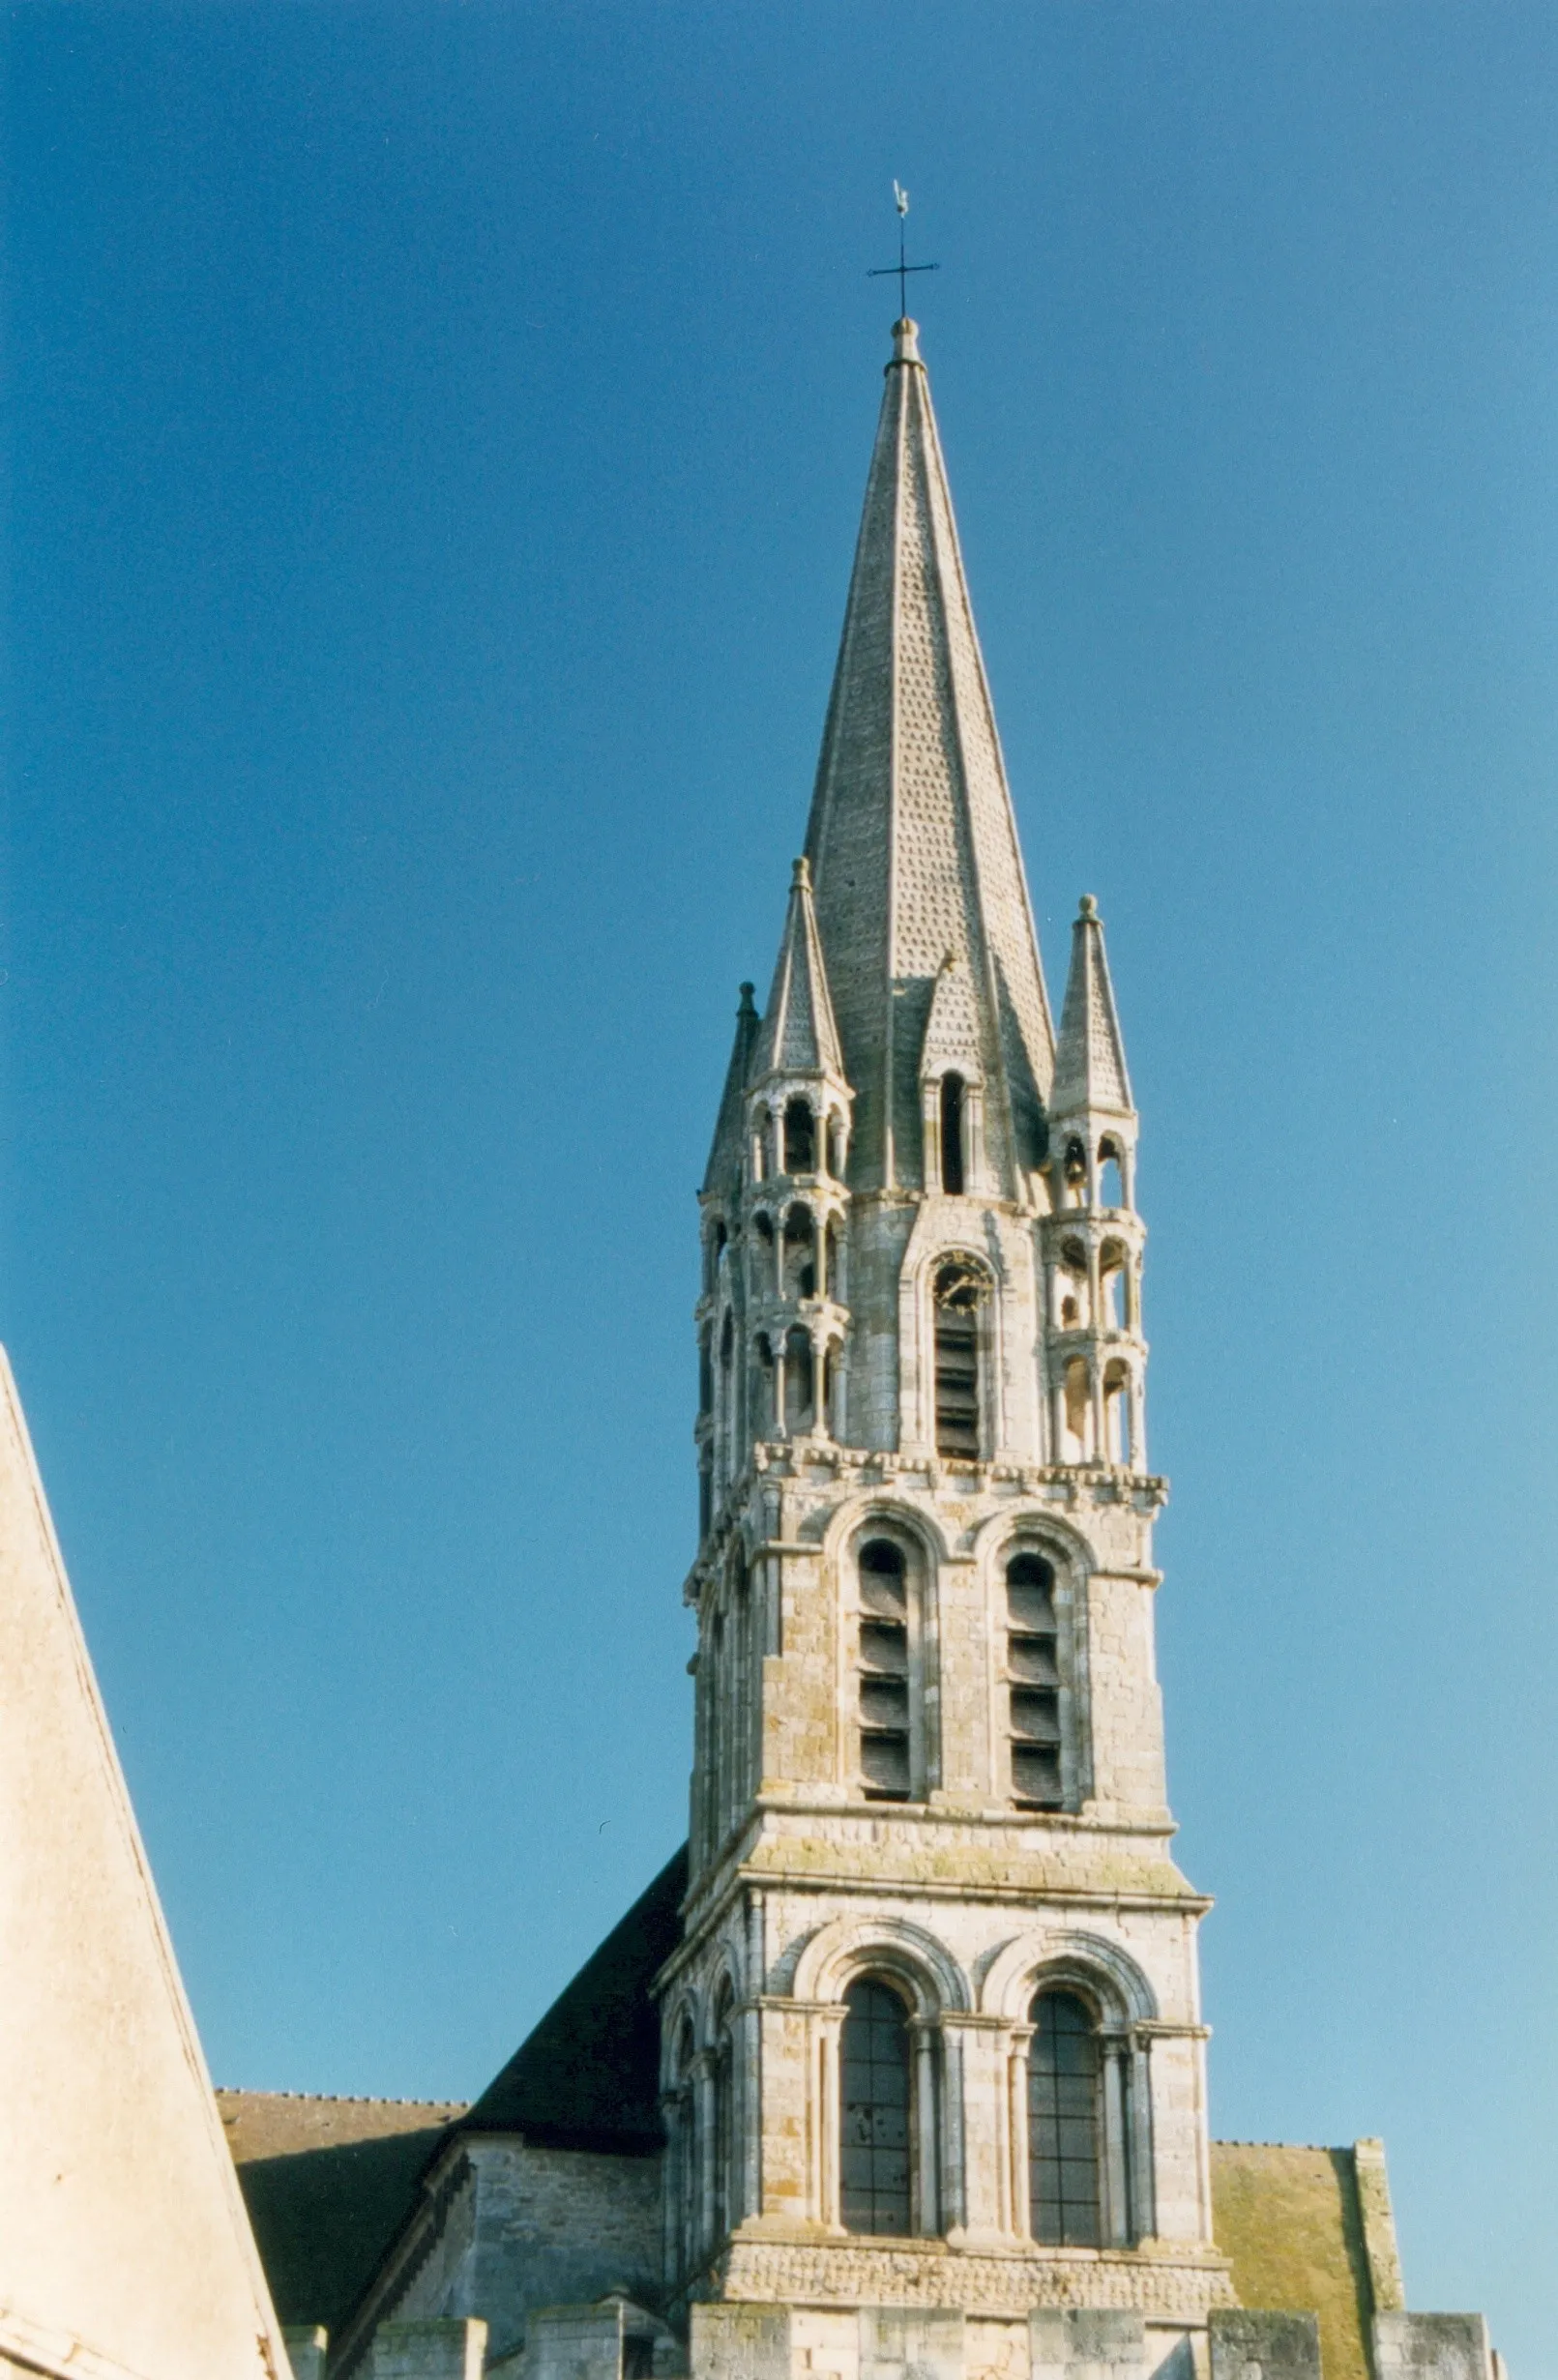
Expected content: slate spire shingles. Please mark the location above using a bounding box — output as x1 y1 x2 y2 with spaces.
749 856 846 1088
1050 894 1133 1124
801 317 1054 1193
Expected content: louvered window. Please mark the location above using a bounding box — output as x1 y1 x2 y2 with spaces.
839 1978 912 2235
858 1540 910 1800
1008 1551 1062 1808
933 1258 985 1457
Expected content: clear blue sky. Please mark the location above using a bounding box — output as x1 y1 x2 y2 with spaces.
5 5 1555 2366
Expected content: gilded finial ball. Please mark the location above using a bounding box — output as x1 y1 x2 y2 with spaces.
1079 894 1099 920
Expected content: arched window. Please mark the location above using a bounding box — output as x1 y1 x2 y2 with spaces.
1098 1138 1125 1210
827 1111 846 1179
783 1097 816 1174
1064 1137 1088 1205
858 1539 910 1800
1056 1238 1089 1330
712 1983 735 2239
1007 1552 1062 1809
670 2014 696 2274
698 1328 714 1417
752 1210 777 1295
933 1258 986 1458
1028 1989 1102 2246
839 1977 912 2236
939 1072 966 1194
754 1334 775 1434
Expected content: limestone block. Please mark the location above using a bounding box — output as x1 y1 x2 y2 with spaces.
861 2306 965 2380
1207 2311 1319 2380
285 2328 330 2380
691 2303 792 2380
1031 2308 1145 2380
374 2320 488 2380
1372 2314 1492 2380
526 2307 632 2380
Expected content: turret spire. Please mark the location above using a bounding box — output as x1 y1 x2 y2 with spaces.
1051 893 1133 1123
803 318 1054 1195
701 982 760 1199
749 856 845 1088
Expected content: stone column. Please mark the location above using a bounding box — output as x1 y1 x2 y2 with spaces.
1101 2036 1131 2246
691 2047 718 2255
910 2016 942 2236
1006 2022 1034 2241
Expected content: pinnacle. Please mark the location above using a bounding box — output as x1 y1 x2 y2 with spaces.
1051 894 1133 1122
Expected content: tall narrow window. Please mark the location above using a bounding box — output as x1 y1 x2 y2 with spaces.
858 1539 910 1800
839 1978 913 2236
933 1259 985 1457
1028 1990 1102 2246
1098 1139 1125 1210
1104 1364 1132 1464
712 1985 735 2238
783 1096 816 1174
939 1073 966 1193
784 1326 814 1431
1007 1552 1062 1808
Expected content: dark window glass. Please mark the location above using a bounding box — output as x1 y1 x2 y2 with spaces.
1028 1991 1101 2246
940 1073 966 1194
839 1979 912 2235
859 1542 910 1801
1008 1554 1062 1809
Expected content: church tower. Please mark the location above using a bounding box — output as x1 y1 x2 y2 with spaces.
662 321 1233 2374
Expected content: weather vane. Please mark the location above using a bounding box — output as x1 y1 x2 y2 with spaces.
867 181 939 319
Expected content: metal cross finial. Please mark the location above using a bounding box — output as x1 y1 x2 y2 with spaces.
867 181 939 320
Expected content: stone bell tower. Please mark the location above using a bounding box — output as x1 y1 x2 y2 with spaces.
662 319 1232 2378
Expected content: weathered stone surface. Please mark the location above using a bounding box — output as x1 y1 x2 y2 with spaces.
1208 2308 1320 2380
372 2320 487 2380
1372 2313 1492 2380
1030 2307 1145 2379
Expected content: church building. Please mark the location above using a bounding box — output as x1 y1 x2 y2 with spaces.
0 321 1508 2380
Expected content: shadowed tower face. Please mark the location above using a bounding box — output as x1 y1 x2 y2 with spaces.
669 321 1228 2363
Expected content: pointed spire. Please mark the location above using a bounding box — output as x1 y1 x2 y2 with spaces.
803 319 1054 1193
750 856 846 1086
1051 895 1133 1120
702 980 760 1197
0 1349 288 2380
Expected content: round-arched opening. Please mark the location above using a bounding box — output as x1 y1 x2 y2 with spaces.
1027 1987 1102 2246
839 1975 913 2237
858 1539 910 1801
783 1096 816 1174
933 1258 988 1459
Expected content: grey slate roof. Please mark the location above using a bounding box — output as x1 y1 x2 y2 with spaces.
749 858 846 1088
702 985 760 1198
460 1844 687 2153
801 318 1054 1193
1050 895 1133 1121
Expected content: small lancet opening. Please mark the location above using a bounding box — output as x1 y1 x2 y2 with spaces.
783 1096 815 1174
698 1329 714 1417
1063 1355 1092 1460
1098 1138 1125 1210
939 1072 966 1194
754 1333 775 1434
1101 1243 1129 1331
858 1539 910 1801
1064 1137 1088 1206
